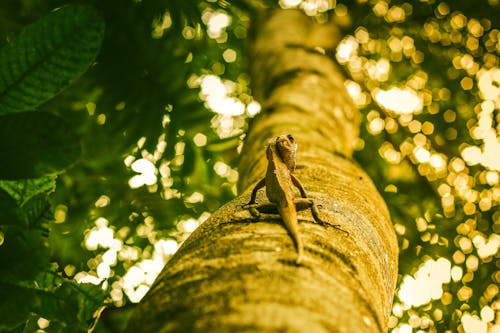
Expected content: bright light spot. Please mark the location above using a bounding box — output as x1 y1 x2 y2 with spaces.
95 195 110 208
123 266 144 288
124 155 135 167
121 267 148 302
408 120 421 133
74 272 102 285
279 0 333 15
214 161 230 176
461 313 487 333
203 11 231 39
337 36 359 64
480 306 494 322
374 88 423 114
369 118 384 134
346 80 361 99
182 26 195 40
377 58 391 76
110 288 123 304
462 146 482 165
201 75 225 97
485 171 499 185
392 303 403 317
128 284 150 303
474 234 500 258
174 141 185 156
193 133 207 147
481 141 500 170
414 147 431 163
118 246 140 261
110 238 122 251
102 249 117 265
223 49 237 63
129 158 157 188
85 219 114 250
345 80 368 107
477 68 500 101
64 265 76 277
373 1 388 16
461 77 473 90
280 0 301 7
247 101 261 116
462 141 500 171
54 204 67 223
96 113 106 125
121 238 177 303
179 218 199 233
131 158 155 174
398 258 451 307
199 75 245 116
97 263 111 279
469 98 500 170
451 265 463 281
398 324 412 333
185 192 204 203
429 154 446 169
386 6 406 23
141 259 165 284
465 255 479 270
152 11 172 39
211 96 245 116
37 318 49 329
301 0 333 16
155 239 178 256
380 144 401 164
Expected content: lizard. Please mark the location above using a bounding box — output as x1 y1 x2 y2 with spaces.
243 134 343 264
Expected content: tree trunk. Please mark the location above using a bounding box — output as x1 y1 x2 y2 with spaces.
125 9 398 333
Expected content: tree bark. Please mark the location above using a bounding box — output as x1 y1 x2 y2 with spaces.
126 9 398 333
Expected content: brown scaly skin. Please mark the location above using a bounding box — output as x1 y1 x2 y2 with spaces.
244 134 344 264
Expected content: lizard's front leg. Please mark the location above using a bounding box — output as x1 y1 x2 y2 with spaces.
290 174 307 198
244 178 266 206
243 178 267 217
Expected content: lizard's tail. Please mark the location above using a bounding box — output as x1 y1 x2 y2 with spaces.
277 203 303 264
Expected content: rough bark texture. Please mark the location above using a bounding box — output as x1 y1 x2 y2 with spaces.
126 9 398 333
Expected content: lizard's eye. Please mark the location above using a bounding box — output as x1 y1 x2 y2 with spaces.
287 134 294 142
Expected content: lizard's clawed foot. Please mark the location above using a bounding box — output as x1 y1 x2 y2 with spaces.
242 202 261 218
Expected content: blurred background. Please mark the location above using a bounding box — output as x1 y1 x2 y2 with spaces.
0 0 498 332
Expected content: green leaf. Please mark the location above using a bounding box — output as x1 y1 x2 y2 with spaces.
0 189 19 226
0 5 105 114
0 277 105 332
20 193 52 234
0 175 56 206
0 283 35 331
0 112 81 179
0 228 49 282
0 177 54 234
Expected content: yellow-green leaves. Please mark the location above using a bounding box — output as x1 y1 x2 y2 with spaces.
0 5 104 179
0 5 104 114
0 112 81 179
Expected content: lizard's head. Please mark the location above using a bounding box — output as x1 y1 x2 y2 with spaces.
274 134 297 171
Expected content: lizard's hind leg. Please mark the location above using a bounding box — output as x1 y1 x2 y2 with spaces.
294 198 348 235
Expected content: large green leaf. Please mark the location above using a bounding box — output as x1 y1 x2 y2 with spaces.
0 175 56 206
0 112 81 179
0 276 105 332
0 5 104 114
